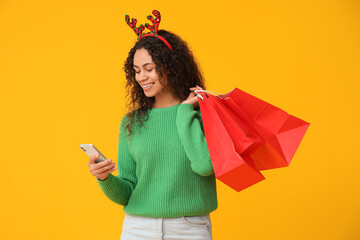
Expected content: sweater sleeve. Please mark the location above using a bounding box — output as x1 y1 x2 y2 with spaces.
176 103 214 176
96 115 137 206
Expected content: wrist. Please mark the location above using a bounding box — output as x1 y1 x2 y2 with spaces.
97 176 108 181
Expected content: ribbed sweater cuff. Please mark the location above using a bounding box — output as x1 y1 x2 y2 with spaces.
96 173 116 188
96 174 131 205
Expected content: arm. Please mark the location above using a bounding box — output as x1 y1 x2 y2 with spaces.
96 115 137 206
176 103 214 176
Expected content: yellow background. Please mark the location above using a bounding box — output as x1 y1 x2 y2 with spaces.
1 0 359 239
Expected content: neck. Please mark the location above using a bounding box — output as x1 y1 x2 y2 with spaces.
153 93 181 108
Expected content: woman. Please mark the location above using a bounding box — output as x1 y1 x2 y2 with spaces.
88 28 218 239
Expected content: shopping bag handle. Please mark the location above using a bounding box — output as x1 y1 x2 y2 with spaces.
194 90 223 101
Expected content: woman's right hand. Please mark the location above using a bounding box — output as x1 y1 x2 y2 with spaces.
88 154 117 181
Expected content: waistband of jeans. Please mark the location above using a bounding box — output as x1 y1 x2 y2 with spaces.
125 213 210 221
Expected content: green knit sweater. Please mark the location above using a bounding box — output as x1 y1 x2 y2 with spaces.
96 103 218 218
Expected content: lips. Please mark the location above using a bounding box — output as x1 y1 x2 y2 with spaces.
142 82 154 90
142 82 154 87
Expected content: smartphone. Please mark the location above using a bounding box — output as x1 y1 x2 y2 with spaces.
79 144 107 163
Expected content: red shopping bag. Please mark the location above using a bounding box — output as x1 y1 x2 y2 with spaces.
197 88 310 192
197 92 266 192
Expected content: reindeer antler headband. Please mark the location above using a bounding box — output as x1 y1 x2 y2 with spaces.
125 10 174 51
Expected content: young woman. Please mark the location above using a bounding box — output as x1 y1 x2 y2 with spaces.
88 28 218 239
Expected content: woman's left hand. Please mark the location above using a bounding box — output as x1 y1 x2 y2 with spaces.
181 85 203 109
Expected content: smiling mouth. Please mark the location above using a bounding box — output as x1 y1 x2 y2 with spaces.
143 83 154 90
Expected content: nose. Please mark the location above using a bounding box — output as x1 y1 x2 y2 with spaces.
137 70 148 82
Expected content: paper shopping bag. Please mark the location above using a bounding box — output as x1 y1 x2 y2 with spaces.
196 88 310 191
221 88 310 170
197 91 265 192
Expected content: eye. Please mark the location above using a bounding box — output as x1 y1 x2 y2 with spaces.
146 68 153 72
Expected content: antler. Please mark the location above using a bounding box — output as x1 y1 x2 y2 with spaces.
145 10 161 36
125 10 173 51
125 14 145 40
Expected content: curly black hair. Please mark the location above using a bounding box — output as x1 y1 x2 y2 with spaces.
122 29 206 138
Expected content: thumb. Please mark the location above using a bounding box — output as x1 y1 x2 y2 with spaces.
188 92 196 98
89 153 99 164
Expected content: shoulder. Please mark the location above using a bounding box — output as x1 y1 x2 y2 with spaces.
119 112 135 135
120 109 145 135
120 113 130 126
121 109 140 124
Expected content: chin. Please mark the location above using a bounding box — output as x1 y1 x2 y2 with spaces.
143 88 161 98
144 92 156 98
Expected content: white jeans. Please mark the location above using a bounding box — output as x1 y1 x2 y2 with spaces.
120 213 213 240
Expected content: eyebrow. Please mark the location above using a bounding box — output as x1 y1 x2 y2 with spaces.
133 63 154 68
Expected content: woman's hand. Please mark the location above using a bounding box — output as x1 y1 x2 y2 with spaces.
181 85 203 109
88 154 117 181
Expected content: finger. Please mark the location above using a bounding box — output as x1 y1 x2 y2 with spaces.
105 166 118 175
97 162 117 175
97 167 117 180
193 90 201 97
187 97 198 106
92 161 115 174
190 87 203 93
97 159 113 167
188 92 196 98
90 159 113 171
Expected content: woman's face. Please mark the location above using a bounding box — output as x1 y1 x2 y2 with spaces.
133 48 168 98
